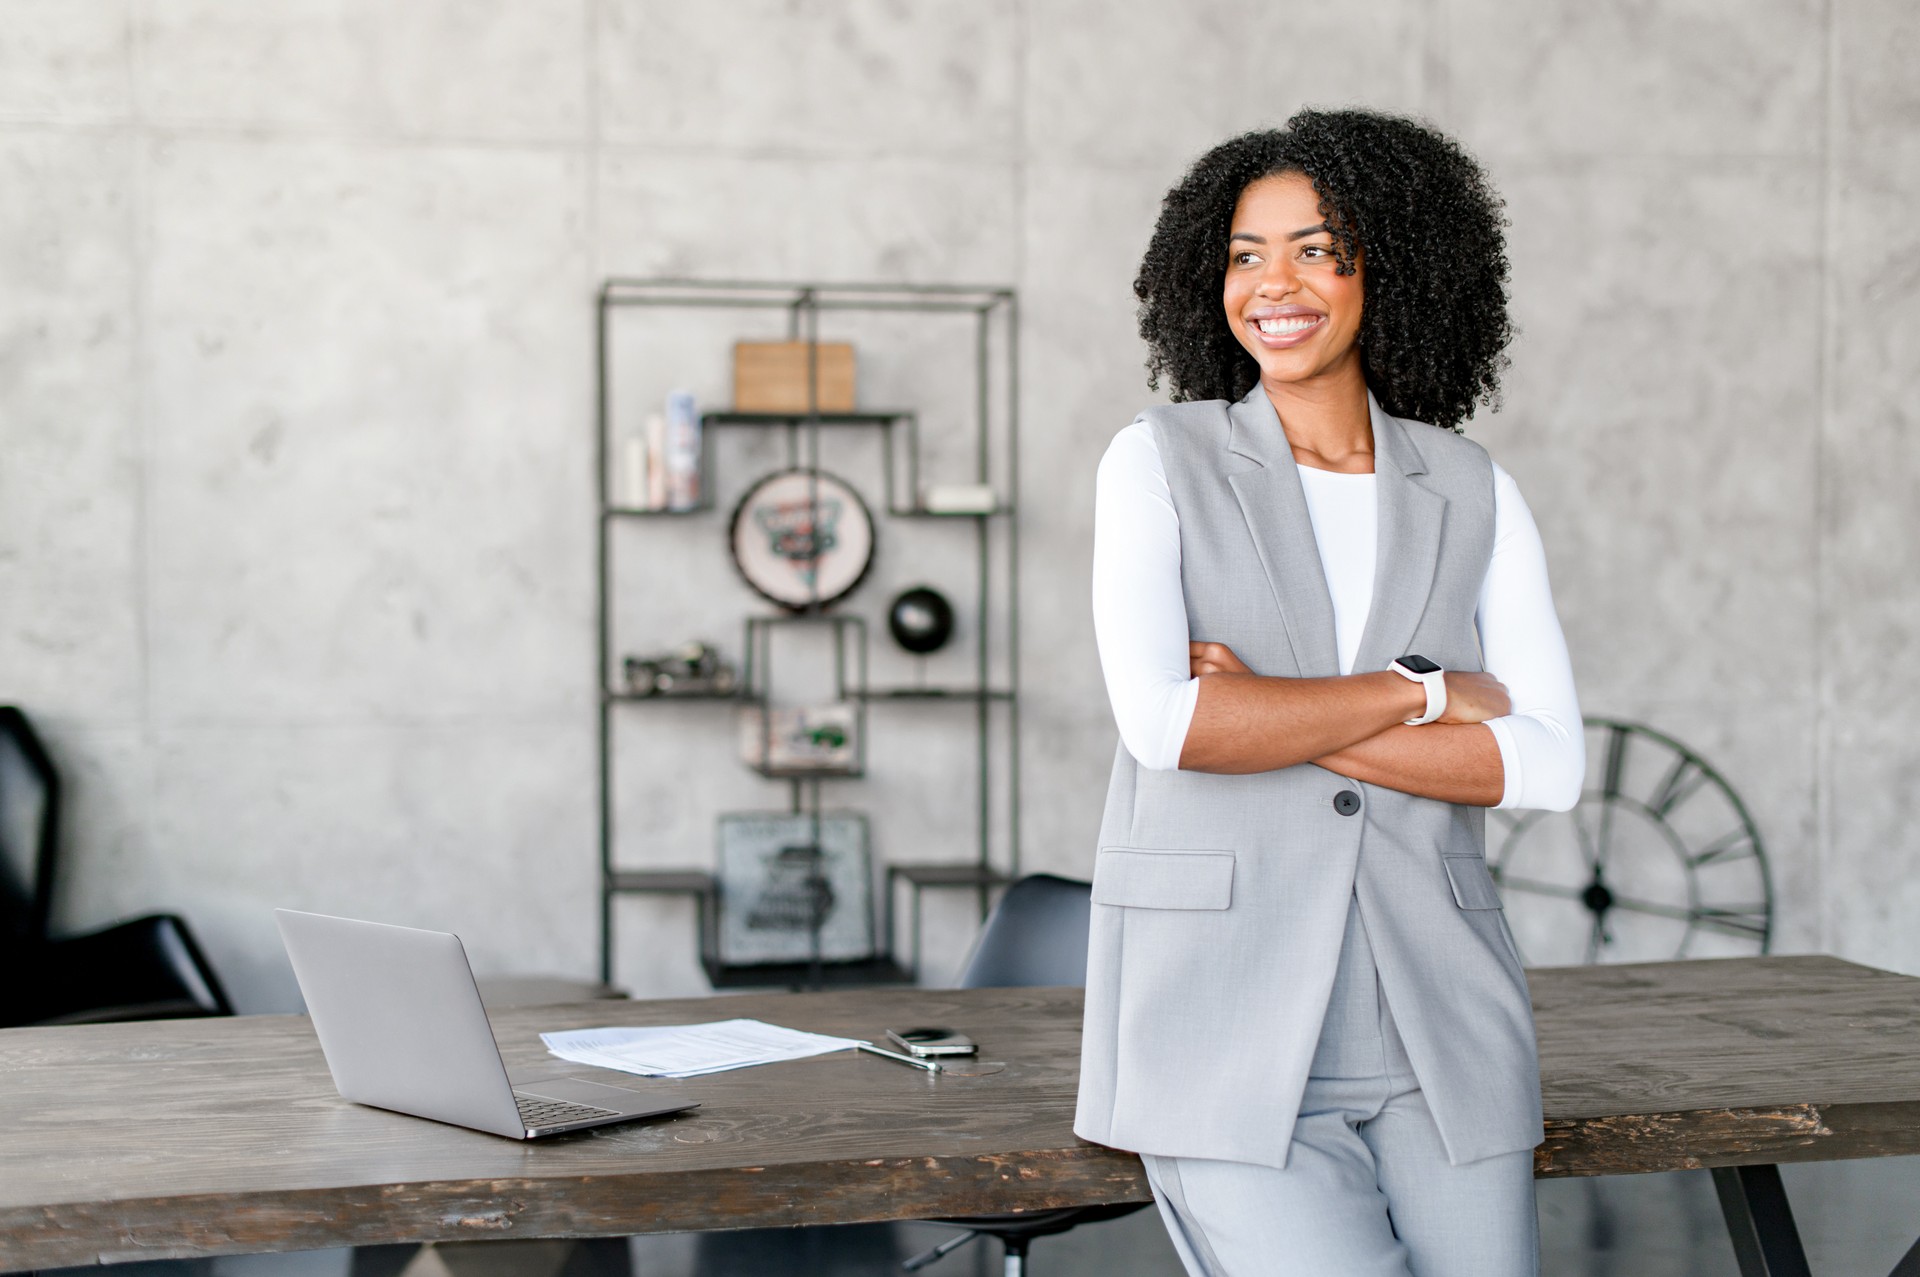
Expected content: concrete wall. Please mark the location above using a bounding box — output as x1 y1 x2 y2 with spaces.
2 1 1915 1010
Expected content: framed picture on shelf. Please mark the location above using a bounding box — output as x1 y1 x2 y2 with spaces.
737 703 859 775
716 812 873 966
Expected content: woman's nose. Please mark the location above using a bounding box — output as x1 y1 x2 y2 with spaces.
1257 256 1299 297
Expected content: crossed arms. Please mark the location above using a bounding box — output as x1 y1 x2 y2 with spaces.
1091 422 1584 813
1179 641 1514 806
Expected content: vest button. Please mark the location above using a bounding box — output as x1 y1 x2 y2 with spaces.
1333 790 1362 817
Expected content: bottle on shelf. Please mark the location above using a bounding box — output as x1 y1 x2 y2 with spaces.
620 422 650 510
645 410 669 510
664 390 702 511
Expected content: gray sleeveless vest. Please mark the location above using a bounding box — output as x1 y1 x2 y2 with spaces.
1072 384 1543 1170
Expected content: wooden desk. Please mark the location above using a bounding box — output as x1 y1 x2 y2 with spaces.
3 956 1918 1276
1534 955 1920 1276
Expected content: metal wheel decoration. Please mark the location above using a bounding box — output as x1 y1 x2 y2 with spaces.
1488 718 1772 965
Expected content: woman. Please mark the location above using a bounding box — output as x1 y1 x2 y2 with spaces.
1076 108 1584 1277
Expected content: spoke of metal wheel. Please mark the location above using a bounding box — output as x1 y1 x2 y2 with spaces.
1604 895 1770 940
1690 826 1759 868
1570 802 1604 872
1493 875 1589 901
1605 895 1695 923
1650 754 1709 817
1692 910 1772 939
1585 914 1606 962
1594 727 1630 870
1595 804 1619 874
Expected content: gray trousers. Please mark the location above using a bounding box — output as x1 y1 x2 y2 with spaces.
1140 894 1539 1277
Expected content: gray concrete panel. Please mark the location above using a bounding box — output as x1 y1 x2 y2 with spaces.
138 0 590 142
145 718 594 1012
0 132 142 724
1444 0 1824 159
597 0 1019 158
1821 2 1920 975
0 0 130 122
140 136 591 725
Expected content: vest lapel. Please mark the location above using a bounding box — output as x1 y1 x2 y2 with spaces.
1351 393 1446 675
1224 386 1340 679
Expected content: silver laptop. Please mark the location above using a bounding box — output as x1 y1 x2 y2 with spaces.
275 909 699 1139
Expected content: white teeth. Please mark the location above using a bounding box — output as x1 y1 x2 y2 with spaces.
1256 316 1319 335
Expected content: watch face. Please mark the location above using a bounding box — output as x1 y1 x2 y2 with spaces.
1397 655 1441 675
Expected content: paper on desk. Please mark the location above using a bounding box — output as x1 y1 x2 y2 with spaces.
540 1018 865 1078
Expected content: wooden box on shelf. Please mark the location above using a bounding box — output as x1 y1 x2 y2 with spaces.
732 341 856 414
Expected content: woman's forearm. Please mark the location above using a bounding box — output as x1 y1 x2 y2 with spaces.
1315 723 1504 806
1178 671 1428 773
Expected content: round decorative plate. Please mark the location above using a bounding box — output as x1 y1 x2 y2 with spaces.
728 468 875 610
1488 718 1773 965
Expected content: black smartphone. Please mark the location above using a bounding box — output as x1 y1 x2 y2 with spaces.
884 1026 978 1058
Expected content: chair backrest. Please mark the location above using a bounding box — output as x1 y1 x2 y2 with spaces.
0 707 58 950
956 874 1092 989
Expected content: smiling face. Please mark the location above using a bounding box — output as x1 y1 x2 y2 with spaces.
1221 171 1365 390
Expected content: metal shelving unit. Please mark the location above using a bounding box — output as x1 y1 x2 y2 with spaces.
594 279 1020 990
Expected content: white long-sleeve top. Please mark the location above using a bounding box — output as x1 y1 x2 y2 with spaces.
1092 418 1584 811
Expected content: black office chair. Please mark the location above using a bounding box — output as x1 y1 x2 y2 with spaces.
901 873 1150 1276
951 873 1097 990
0 705 233 1026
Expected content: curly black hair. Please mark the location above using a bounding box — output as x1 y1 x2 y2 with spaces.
1134 107 1513 432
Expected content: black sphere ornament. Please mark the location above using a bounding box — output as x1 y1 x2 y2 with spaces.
887 586 955 655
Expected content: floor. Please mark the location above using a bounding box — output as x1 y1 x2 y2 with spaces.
44 1155 1920 1276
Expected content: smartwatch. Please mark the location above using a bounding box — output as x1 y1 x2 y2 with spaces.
1390 655 1446 725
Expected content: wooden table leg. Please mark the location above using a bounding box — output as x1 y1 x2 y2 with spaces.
1712 1165 1813 1277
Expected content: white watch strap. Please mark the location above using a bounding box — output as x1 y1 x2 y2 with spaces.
1392 660 1446 726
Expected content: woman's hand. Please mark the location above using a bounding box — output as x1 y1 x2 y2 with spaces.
1190 641 1254 677
1438 672 1512 724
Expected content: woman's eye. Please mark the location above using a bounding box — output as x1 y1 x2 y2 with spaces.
1230 250 1258 266
1300 245 1329 259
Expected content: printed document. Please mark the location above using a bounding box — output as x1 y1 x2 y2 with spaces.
541 1018 864 1078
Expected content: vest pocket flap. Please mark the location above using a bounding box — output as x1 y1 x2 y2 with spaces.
1092 848 1235 910
1443 855 1504 910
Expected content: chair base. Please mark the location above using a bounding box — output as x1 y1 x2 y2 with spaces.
902 1203 1152 1274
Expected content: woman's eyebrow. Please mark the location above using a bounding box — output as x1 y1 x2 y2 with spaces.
1228 223 1330 245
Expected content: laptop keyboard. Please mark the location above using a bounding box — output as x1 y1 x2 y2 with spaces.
515 1094 621 1129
